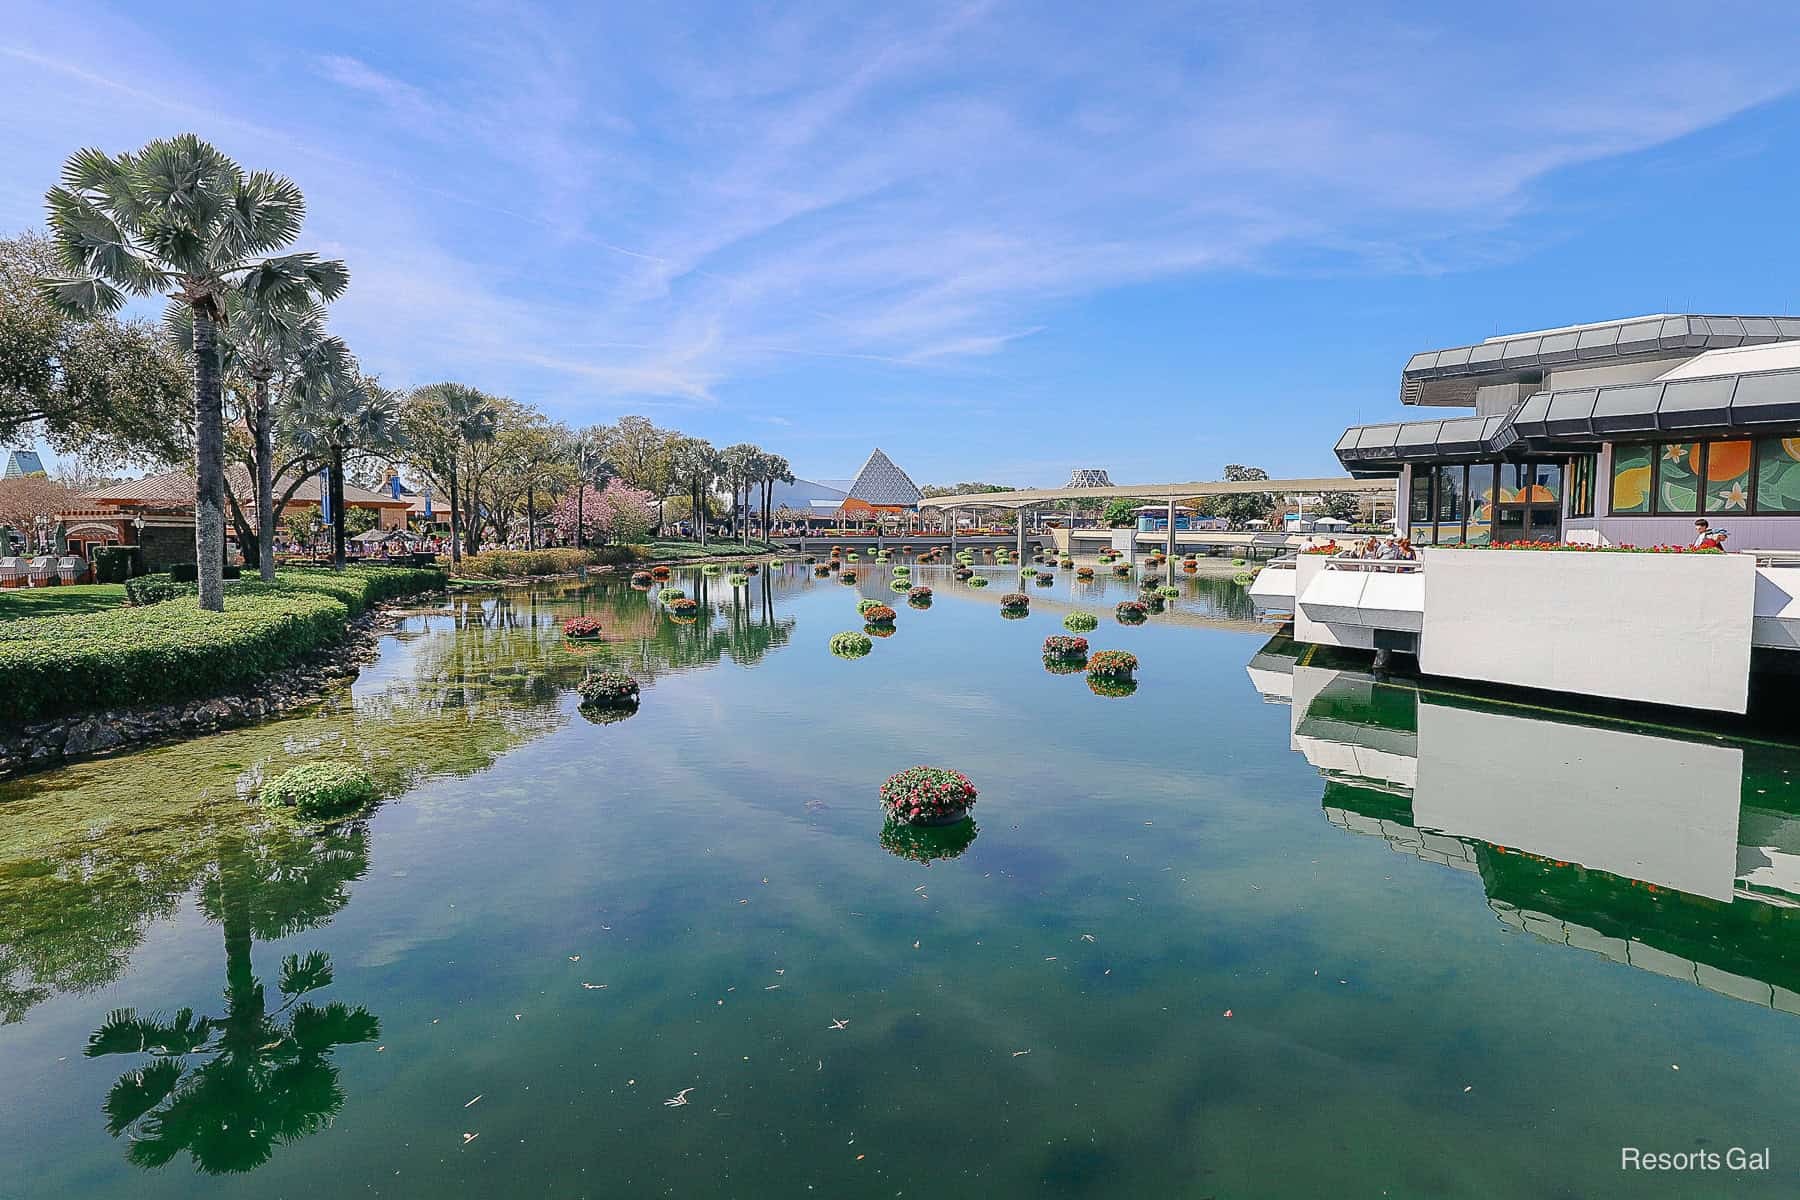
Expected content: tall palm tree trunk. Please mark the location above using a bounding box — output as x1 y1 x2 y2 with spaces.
192 307 227 610
447 465 463 566
330 446 348 569
254 377 276 582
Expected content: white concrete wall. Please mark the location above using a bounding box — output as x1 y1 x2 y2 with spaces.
1293 554 1374 648
1417 547 1756 713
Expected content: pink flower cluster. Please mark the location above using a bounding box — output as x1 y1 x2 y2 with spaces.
879 766 978 824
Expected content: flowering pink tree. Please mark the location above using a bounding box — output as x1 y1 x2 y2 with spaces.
553 480 658 545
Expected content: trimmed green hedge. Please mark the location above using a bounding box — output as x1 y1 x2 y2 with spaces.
457 546 641 578
0 565 446 723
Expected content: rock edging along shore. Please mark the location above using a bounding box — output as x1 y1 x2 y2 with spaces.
0 603 402 780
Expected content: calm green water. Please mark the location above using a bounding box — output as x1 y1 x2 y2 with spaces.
1 556 1796 1198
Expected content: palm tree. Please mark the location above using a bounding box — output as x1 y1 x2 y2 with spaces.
40 134 347 610
720 443 761 542
668 437 720 547
403 384 499 566
284 362 401 568
758 452 793 541
168 297 340 581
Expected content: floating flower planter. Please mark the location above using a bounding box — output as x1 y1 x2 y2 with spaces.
729 573 750 587
1115 600 1148 623
880 765 978 826
857 597 882 616
814 564 831 576
1043 634 1089 658
1112 564 1131 576
702 563 721 575
1020 567 1038 577
907 586 933 607
1156 585 1180 598
1183 562 1198 573
630 570 653 587
1075 567 1095 579
1063 611 1099 632
1034 573 1054 586
894 565 911 576
1233 572 1256 586
1058 558 1074 569
666 598 699 621
1000 608 1028 620
650 565 672 580
1232 558 1247 567
891 579 912 592
747 563 761 574
577 669 640 709
865 622 897 637
261 761 379 817
840 570 859 583
830 630 873 658
1000 592 1029 611
967 575 989 588
863 604 897 624
880 817 978 863
804 556 818 564
562 616 603 641
1088 649 1138 677
658 586 686 602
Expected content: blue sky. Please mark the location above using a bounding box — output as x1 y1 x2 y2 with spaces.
6 1 1800 486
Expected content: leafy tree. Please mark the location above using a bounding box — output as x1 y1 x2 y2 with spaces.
552 479 656 546
1101 497 1143 527
1321 490 1360 522
41 135 347 610
1 231 190 468
1213 464 1274 525
601 416 675 535
919 481 1013 497
0 474 80 547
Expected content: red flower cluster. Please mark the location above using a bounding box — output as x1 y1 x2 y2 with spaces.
1088 649 1138 677
908 585 933 600
1043 634 1088 658
667 597 699 616
1462 541 1724 554
562 616 603 640
650 565 672 579
1115 600 1148 619
863 604 897 623
879 766 978 824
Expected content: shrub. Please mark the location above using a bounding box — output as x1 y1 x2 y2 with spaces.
563 616 603 640
830 630 873 658
125 574 184 606
1088 649 1138 677
168 562 198 582
863 604 897 623
857 597 882 615
1115 600 1148 623
93 545 140 584
261 761 379 817
1043 634 1088 658
1064 611 1099 632
1156 586 1180 598
1 567 446 722
658 586 686 602
667 597 699 617
577 669 640 708
967 575 990 588
908 586 933 601
1000 592 1029 609
880 765 977 824
728 573 750 587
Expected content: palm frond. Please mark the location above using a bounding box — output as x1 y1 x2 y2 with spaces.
224 171 306 258
277 950 333 998
36 275 125 317
101 1059 185 1137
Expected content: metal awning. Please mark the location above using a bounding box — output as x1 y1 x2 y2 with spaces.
1507 368 1800 446
1402 315 1800 389
1334 415 1508 473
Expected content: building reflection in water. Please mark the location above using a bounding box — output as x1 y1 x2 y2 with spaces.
1247 636 1800 1015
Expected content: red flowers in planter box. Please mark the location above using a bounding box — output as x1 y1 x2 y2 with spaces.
562 616 603 640
879 766 978 825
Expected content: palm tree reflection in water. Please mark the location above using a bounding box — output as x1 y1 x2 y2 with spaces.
85 824 378 1175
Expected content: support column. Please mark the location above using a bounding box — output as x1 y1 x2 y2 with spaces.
1016 508 1026 561
1166 499 1176 568
948 510 956 555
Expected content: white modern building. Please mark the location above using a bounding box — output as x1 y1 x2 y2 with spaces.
1254 315 1800 712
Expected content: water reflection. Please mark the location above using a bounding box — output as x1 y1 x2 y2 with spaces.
879 817 979 864
1248 638 1800 1013
86 823 377 1174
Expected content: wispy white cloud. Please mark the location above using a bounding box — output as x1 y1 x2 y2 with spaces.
2 0 1797 427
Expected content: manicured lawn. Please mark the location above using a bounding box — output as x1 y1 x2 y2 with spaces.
0 583 127 620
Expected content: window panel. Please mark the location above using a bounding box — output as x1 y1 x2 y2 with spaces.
1755 436 1800 514
1568 455 1596 518
1466 464 1495 544
1611 444 1652 514
1409 469 1433 543
1435 465 1465 544
1656 442 1701 515
1703 439 1752 514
